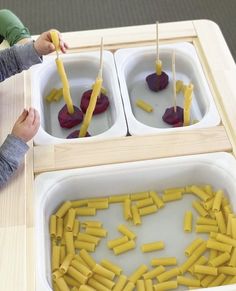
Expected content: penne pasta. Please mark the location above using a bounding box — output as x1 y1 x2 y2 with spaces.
93 273 115 289
66 208 76 231
50 215 57 238
71 259 92 277
100 259 122 275
130 191 149 201
194 264 218 276
138 205 158 216
149 191 164 208
141 241 165 252
87 277 110 291
74 240 96 252
185 238 204 256
113 240 136 255
128 264 148 283
85 227 107 237
184 211 192 232
209 252 231 267
67 266 88 285
55 276 70 291
212 190 223 211
145 279 153 291
52 245 60 271
157 268 180 283
64 231 75 254
151 257 177 267
207 239 232 253
124 198 132 220
136 98 153 112
79 249 96 269
131 205 141 225
136 280 145 291
77 233 100 245
56 218 63 240
107 236 129 249
192 201 208 217
123 281 135 291
136 198 154 208
109 194 130 203
56 201 72 218
215 211 227 234
195 225 218 233
87 200 109 209
117 224 136 240
196 217 217 225
162 192 182 202
76 207 96 216
72 220 80 237
81 221 102 228
177 276 200 287
113 274 127 291
143 265 165 279
190 186 210 201
92 263 115 280
154 281 178 291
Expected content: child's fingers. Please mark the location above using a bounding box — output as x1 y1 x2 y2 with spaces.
15 109 28 123
24 107 35 124
32 109 40 127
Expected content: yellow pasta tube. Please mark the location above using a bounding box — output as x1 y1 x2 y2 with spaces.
52 245 60 271
55 276 70 291
109 194 130 203
194 264 218 276
85 227 107 237
131 205 141 225
215 211 227 234
229 247 236 267
56 201 72 218
79 249 96 269
71 259 92 277
157 267 180 283
136 197 154 208
87 277 110 291
141 241 165 252
209 273 226 287
130 191 149 201
71 199 88 208
100 259 122 275
195 225 218 233
207 239 232 253
50 215 57 238
200 275 215 288
113 274 127 291
107 236 129 249
204 185 213 196
143 265 165 279
145 279 153 291
92 264 115 280
183 83 193 126
176 80 183 93
135 98 153 112
188 256 208 275
59 253 74 274
67 266 88 285
232 218 236 239
212 190 223 211
209 249 218 261
154 281 178 291
190 185 210 201
184 211 192 232
123 281 135 291
218 266 236 276
136 280 145 291
79 77 103 137
124 198 132 220
203 197 214 210
64 231 75 254
53 88 63 102
226 213 234 236
164 187 185 194
196 217 217 225
209 252 231 267
128 264 148 283
87 200 109 209
216 233 236 247
185 238 204 256
113 240 136 255
93 274 115 289
162 192 182 202
192 201 208 217
81 221 102 228
45 88 58 102
139 205 158 216
156 59 162 76
66 208 76 231
177 276 200 287
56 218 63 240
78 286 95 291
151 257 177 266
149 191 164 208
74 240 96 252
73 220 80 237
52 270 63 281
77 233 100 245
76 208 96 216
55 58 74 114
60 245 66 264
118 224 136 239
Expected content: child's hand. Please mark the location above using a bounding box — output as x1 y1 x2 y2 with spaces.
34 29 69 56
11 108 40 142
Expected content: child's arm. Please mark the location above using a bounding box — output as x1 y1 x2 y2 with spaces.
0 108 39 188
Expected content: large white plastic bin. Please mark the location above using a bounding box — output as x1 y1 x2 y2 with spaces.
31 51 127 144
114 43 220 135
35 152 236 291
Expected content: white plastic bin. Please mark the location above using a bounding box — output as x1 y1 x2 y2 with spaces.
31 51 127 144
35 152 236 291
114 43 220 135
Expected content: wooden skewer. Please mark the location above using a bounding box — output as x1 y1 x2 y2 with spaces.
98 37 103 79
172 50 177 113
156 21 159 62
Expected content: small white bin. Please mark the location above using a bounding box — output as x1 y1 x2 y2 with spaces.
114 43 220 135
35 152 236 291
31 51 127 144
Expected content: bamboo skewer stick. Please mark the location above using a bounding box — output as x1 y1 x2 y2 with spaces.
172 51 177 113
155 21 162 76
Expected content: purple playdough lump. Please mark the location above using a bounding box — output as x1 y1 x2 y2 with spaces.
80 90 109 114
58 104 83 128
66 130 90 139
162 106 184 126
146 72 169 92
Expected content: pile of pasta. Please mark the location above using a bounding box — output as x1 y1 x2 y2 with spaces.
49 184 236 291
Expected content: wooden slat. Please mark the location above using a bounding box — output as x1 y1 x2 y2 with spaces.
34 126 231 174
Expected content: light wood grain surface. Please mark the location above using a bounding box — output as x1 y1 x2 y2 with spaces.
0 20 235 291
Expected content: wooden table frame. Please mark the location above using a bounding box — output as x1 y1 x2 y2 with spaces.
0 20 236 291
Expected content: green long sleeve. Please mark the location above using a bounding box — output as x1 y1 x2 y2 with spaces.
0 9 30 46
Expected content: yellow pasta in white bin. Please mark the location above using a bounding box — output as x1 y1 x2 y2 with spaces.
113 240 136 255
76 207 96 216
195 225 218 233
79 249 96 269
131 205 141 225
77 233 100 245
87 200 109 209
190 185 210 201
59 253 74 274
64 231 75 254
157 267 180 282
56 201 72 218
67 266 88 285
188 256 208 275
218 266 236 276
177 276 200 287
78 285 96 291
130 191 149 201
124 198 132 220
107 235 129 249
136 98 153 112
60 245 66 264
154 281 178 291
194 264 218 275
109 194 130 203
145 279 153 291
92 263 115 280
226 213 234 236
55 276 70 291
162 192 182 202
209 252 231 267
118 224 136 239
192 201 208 217
149 191 164 208
136 280 145 291
215 211 227 234
93 273 115 289
212 190 223 211
136 197 154 208
72 219 79 237
139 205 158 216
50 215 57 238
151 257 177 266
143 265 165 279
56 217 63 240
71 199 88 207
232 218 236 239
208 274 226 287
141 241 165 252
100 259 122 275
203 197 214 210
184 237 204 256
207 239 232 253
128 264 148 283
87 277 110 291
74 240 96 252
229 248 236 267
123 281 135 291
113 274 127 291
66 208 76 231
209 249 218 261
184 211 192 232
85 227 107 237
52 245 60 271
71 259 92 277
64 274 81 288
81 221 102 228
196 217 217 225
164 187 185 194
200 275 215 288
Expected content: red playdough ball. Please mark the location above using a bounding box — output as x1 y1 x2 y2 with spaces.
146 72 169 92
162 106 183 126
80 89 109 114
58 104 83 129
